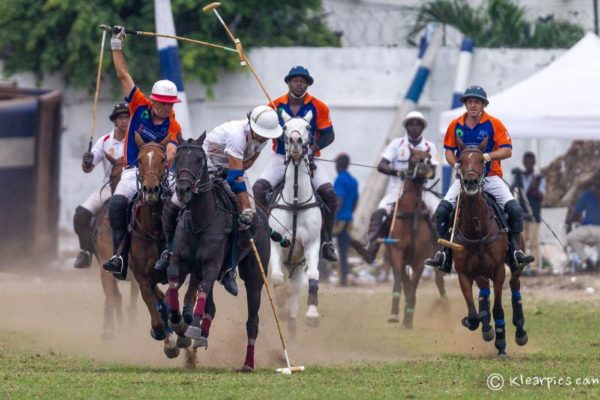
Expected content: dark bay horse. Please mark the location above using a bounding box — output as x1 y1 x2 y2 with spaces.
453 137 528 358
386 146 439 328
127 133 191 358
169 135 271 371
93 153 139 340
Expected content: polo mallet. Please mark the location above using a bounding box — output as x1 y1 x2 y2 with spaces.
247 236 304 374
376 184 403 245
202 2 276 108
88 30 107 152
98 24 237 53
437 184 464 251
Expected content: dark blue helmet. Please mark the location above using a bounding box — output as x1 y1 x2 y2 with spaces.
284 66 314 86
459 85 489 105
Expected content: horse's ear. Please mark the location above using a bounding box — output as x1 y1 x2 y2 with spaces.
176 132 184 145
104 151 117 165
280 109 292 124
159 133 171 149
479 136 489 151
135 132 145 149
196 131 207 146
456 135 465 151
303 110 313 124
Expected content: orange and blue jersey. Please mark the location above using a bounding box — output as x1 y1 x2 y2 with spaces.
444 111 512 177
271 93 333 156
123 86 180 167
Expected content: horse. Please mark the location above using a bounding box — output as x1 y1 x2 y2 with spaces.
453 136 528 358
127 133 191 358
92 153 139 340
386 146 438 328
269 110 322 333
168 135 271 371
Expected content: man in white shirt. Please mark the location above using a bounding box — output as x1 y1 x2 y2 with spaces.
73 102 129 268
155 105 282 296
362 111 440 263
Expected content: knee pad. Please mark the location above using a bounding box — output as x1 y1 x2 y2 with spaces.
504 200 523 233
73 206 94 234
108 195 129 231
317 183 337 214
252 179 271 206
434 200 454 235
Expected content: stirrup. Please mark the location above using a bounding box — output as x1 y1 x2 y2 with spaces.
425 251 445 267
513 250 535 271
321 241 338 262
220 268 238 296
103 255 123 273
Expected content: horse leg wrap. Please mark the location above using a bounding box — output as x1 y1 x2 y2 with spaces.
244 337 257 370
494 319 506 351
193 293 207 318
391 291 401 315
167 286 180 312
512 292 525 329
183 303 194 325
200 315 212 338
156 299 173 334
307 279 319 306
478 289 491 325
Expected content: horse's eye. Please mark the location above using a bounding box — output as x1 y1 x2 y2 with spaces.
283 126 287 131
306 125 310 130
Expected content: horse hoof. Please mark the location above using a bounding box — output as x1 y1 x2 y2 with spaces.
192 337 208 349
403 321 413 330
388 314 400 323
482 326 495 342
184 325 203 340
164 344 180 359
271 271 284 286
177 335 192 349
496 352 510 361
305 316 319 328
238 365 254 373
461 317 480 331
515 332 528 346
101 330 114 341
150 328 166 341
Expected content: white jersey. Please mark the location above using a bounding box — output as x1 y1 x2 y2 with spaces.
90 129 125 183
203 119 267 169
381 135 440 190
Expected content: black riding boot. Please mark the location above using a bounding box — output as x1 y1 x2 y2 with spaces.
505 200 535 272
317 184 338 262
103 195 129 278
155 199 181 271
362 208 388 263
73 206 94 268
252 179 272 211
424 200 454 273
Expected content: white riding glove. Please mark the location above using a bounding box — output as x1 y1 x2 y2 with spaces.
111 26 126 50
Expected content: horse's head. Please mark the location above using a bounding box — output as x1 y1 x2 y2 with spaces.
406 145 434 181
457 136 488 196
135 133 170 203
281 110 312 161
174 134 208 204
104 152 123 194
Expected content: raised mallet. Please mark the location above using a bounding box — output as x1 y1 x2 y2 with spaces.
88 30 107 152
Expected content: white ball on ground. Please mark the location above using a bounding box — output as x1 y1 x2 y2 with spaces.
586 287 595 294
281 368 292 375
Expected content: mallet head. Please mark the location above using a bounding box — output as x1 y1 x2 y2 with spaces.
202 2 221 12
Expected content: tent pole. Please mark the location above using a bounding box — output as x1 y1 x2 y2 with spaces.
595 0 599 35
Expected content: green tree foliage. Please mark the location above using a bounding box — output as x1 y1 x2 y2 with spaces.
0 0 340 90
409 0 584 48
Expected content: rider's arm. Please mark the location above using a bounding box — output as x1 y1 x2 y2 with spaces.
488 147 512 161
444 149 458 167
243 152 260 170
377 159 402 177
311 128 334 153
227 155 251 210
111 31 135 97
166 142 177 165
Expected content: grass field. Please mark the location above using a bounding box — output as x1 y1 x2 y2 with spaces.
1 265 599 399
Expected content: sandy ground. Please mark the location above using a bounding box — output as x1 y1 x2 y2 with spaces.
0 251 598 370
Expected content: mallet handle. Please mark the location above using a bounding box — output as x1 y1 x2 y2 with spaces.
437 182 464 251
88 30 107 152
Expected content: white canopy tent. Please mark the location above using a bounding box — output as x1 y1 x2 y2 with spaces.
439 32 600 139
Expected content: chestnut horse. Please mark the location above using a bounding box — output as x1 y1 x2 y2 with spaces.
93 153 139 340
453 137 528 358
386 146 437 328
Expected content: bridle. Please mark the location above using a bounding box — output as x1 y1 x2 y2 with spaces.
457 147 485 196
135 142 169 197
175 143 213 194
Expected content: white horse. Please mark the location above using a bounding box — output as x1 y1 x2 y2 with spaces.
269 110 322 332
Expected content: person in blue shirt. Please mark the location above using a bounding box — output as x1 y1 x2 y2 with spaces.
333 153 359 285
565 182 600 268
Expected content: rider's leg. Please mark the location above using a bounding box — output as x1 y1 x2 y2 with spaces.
424 200 454 272
73 205 95 268
317 183 339 262
505 199 535 269
103 194 130 273
362 208 389 264
252 154 285 211
252 179 272 211
155 195 182 271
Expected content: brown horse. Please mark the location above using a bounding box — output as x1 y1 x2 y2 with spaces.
453 137 528 358
128 134 192 358
386 146 440 328
93 153 139 340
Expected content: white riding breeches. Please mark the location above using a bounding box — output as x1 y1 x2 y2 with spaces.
258 153 331 189
444 175 514 209
378 181 440 216
81 184 112 215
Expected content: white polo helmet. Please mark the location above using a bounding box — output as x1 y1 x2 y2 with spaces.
149 79 181 103
403 110 428 129
249 105 283 139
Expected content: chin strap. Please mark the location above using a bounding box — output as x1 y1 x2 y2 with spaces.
289 90 307 100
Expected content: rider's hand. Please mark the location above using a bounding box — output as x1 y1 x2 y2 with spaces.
483 153 491 162
238 208 254 230
393 169 405 178
111 26 126 50
82 152 94 170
